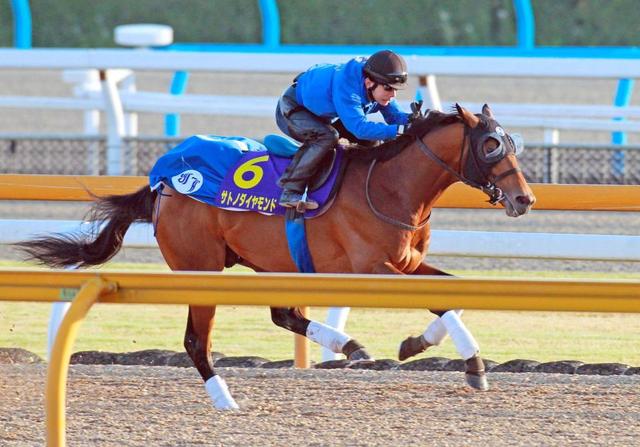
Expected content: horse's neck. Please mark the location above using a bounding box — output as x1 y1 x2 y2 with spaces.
379 124 463 212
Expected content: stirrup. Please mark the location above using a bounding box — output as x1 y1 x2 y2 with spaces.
295 199 319 212
279 188 318 211
278 190 303 208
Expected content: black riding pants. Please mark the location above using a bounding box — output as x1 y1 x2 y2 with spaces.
275 85 339 192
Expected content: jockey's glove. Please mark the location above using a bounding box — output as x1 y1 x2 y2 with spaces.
408 100 425 123
397 123 410 135
397 121 422 138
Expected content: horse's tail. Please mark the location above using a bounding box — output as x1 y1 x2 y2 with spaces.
15 186 157 268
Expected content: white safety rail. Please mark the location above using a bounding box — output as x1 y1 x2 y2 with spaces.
2 49 640 77
1 48 640 162
4 92 640 132
3 219 640 262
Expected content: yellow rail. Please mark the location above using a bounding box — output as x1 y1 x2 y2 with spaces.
1 268 638 447
0 174 638 211
45 277 116 447
2 269 639 312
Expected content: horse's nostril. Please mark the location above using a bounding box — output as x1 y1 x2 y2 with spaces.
516 195 533 206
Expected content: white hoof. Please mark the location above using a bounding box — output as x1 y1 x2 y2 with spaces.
205 375 240 410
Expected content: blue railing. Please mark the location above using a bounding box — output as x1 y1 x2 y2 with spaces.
9 0 31 48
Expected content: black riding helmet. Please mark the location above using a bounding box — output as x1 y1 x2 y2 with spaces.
363 50 409 89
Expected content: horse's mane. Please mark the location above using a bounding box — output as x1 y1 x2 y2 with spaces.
345 110 461 162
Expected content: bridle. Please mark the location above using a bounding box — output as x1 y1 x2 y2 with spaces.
365 120 522 231
417 124 522 205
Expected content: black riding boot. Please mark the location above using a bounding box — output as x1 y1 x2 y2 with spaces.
278 144 332 210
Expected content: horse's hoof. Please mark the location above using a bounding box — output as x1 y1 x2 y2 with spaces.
465 356 489 391
342 340 374 363
465 372 489 391
398 335 431 361
348 348 375 362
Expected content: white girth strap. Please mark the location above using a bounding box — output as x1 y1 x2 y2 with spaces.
306 321 350 353
440 310 479 360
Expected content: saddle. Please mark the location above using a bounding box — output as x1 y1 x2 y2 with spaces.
263 134 338 192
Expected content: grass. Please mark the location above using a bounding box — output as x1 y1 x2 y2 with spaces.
0 261 638 365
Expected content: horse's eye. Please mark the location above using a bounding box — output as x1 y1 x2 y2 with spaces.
484 137 501 153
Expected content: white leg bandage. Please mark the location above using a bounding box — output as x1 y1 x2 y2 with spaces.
322 308 351 362
440 310 479 360
422 309 464 346
205 375 239 410
306 321 350 354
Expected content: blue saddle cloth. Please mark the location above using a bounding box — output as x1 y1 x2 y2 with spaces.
149 135 266 199
149 134 319 272
149 134 343 218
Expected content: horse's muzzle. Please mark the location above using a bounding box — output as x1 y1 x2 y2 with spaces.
502 192 535 217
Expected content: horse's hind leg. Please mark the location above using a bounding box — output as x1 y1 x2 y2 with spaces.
156 192 238 409
184 306 238 409
270 307 373 361
400 262 488 391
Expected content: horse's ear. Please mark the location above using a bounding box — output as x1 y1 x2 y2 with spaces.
481 104 495 119
455 103 479 128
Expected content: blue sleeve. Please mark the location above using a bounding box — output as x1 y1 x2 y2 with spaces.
380 100 410 125
332 72 398 141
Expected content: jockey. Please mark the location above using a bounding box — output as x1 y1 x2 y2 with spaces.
275 49 422 210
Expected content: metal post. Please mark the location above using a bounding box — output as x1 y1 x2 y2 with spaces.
417 75 443 112
294 306 310 368
258 0 281 48
513 0 535 50
119 72 139 174
612 78 634 180
543 129 559 183
164 70 189 137
10 0 32 48
99 70 126 175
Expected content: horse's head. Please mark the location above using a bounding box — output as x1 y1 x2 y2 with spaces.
455 103 536 217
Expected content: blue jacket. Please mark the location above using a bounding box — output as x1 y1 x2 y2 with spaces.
294 57 409 140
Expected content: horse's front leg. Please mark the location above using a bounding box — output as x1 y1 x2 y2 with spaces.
185 305 239 410
379 262 488 391
398 264 462 361
270 307 373 362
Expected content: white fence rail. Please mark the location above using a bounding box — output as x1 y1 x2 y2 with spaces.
1 48 640 172
4 219 639 262
4 92 640 134
2 49 640 78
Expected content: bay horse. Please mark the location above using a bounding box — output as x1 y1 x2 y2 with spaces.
17 104 535 409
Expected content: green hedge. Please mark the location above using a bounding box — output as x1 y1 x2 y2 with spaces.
279 0 517 46
1 0 639 48
534 0 640 46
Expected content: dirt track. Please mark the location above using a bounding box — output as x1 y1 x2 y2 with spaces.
1 364 639 446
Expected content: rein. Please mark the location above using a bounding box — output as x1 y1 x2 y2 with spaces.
365 159 431 231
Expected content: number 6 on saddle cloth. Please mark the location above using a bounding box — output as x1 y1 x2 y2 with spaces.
149 133 345 273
